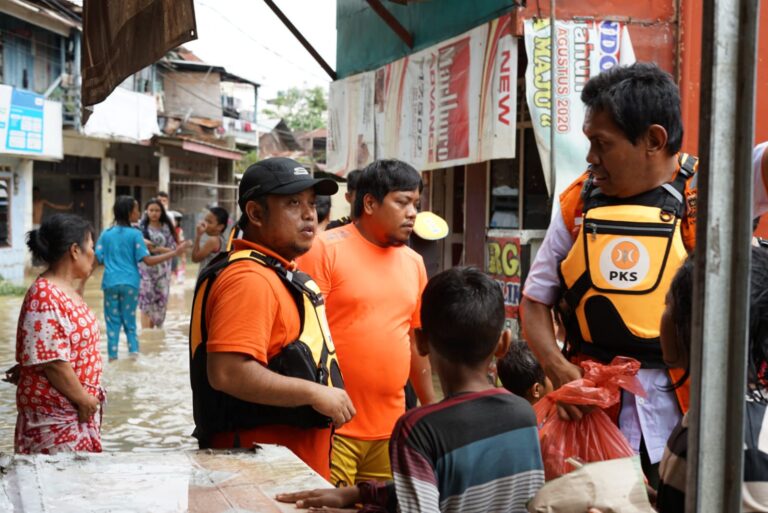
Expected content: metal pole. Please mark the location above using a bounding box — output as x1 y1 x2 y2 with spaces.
686 0 760 512
262 0 337 80
549 0 556 199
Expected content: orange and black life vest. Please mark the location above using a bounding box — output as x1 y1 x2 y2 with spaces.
558 154 698 409
189 248 344 447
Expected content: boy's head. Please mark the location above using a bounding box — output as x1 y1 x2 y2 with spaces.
205 206 229 236
497 341 553 404
418 267 509 366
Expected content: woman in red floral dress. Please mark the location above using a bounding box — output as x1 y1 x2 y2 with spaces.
11 213 104 454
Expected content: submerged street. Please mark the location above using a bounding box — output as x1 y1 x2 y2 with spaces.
0 267 199 453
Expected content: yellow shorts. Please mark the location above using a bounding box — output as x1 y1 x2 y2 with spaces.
330 434 392 487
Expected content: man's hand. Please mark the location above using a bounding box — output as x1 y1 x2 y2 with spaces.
543 358 587 421
75 394 99 423
276 486 361 509
309 386 356 429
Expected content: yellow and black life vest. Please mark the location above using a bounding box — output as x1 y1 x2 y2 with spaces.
558 154 698 369
189 248 344 447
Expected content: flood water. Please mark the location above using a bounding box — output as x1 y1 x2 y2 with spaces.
0 262 443 454
0 264 200 453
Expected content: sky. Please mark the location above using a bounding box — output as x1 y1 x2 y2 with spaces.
186 0 337 129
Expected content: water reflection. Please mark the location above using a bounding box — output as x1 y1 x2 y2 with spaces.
0 266 199 452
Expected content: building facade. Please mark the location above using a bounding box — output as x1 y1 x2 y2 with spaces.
331 0 768 331
0 0 256 283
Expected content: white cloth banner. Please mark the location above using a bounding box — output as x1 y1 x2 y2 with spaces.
523 19 636 201
84 87 160 142
327 71 375 174
327 13 519 175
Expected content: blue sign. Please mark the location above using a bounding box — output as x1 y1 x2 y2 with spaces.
6 89 44 154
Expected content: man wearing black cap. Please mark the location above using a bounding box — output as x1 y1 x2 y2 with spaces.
189 157 355 479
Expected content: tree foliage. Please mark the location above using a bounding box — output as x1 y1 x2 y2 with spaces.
262 86 328 132
236 150 259 174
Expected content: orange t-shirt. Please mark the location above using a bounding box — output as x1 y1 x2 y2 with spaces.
297 223 428 441
205 238 332 479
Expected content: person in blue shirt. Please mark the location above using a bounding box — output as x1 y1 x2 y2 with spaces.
95 196 189 361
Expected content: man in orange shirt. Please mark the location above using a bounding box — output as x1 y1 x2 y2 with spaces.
299 159 436 486
189 157 355 479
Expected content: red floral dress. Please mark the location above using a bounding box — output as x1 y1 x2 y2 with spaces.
14 277 104 454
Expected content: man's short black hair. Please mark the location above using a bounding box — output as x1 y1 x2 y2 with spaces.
316 195 332 224
157 191 169 198
353 159 422 218
581 62 683 155
421 267 505 365
497 341 546 397
346 169 362 192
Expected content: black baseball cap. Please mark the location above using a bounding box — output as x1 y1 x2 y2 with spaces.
238 157 339 209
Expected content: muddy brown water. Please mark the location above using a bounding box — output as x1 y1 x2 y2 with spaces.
0 265 199 452
0 263 443 454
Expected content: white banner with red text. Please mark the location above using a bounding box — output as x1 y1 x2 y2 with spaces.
523 19 636 202
327 13 519 175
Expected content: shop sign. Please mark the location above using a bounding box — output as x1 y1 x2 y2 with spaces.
328 13 518 175
0 85 62 159
523 19 635 202
486 236 522 319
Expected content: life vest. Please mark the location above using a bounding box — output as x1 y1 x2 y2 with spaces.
189 248 344 447
558 154 698 412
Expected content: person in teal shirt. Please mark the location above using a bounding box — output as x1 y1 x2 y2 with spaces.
95 196 188 360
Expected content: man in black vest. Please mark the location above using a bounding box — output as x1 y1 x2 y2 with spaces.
192 157 355 479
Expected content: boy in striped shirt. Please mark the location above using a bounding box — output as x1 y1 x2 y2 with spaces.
278 267 545 512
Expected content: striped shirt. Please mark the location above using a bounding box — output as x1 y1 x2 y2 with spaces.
360 388 544 513
657 397 768 512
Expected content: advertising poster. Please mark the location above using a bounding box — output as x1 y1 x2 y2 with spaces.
486 235 522 320
327 71 375 173
328 13 519 175
523 19 636 201
0 85 62 159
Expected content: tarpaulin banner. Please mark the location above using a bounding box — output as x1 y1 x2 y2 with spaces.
327 71 375 174
328 13 518 175
523 19 635 201
486 235 522 319
82 0 197 107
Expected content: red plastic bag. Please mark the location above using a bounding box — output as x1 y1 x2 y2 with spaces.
534 357 646 480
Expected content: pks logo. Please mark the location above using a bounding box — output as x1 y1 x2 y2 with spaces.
599 237 650 289
294 167 309 175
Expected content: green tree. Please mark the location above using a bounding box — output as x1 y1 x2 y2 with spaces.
262 86 328 132
235 150 259 174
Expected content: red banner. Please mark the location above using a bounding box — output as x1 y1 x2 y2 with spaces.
486 236 522 319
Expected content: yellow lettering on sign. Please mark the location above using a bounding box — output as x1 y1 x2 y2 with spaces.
532 18 550 32
502 242 520 277
487 241 502 275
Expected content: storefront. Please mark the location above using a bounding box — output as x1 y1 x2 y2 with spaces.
329 0 768 332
